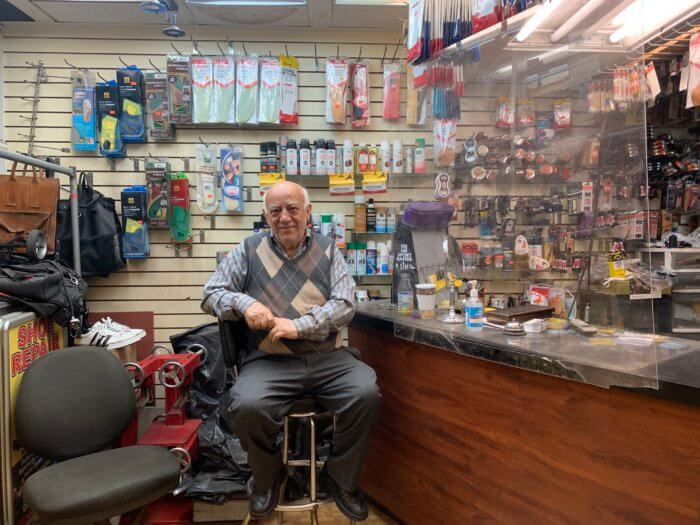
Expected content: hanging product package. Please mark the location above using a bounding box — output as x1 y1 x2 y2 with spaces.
167 54 192 125
383 62 402 120
96 81 125 158
686 33 700 108
258 57 281 124
407 64 428 126
351 60 370 128
326 58 349 124
117 65 147 143
434 119 457 167
145 160 170 229
236 55 259 125
220 145 244 213
120 185 149 259
196 144 219 214
168 172 193 244
145 71 175 141
471 0 500 34
71 69 96 151
191 56 214 124
280 55 299 124
213 56 236 124
407 0 425 64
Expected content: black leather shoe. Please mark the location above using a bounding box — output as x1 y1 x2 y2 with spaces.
248 472 283 519
318 467 369 521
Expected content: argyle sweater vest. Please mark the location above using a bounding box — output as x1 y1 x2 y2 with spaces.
242 231 343 355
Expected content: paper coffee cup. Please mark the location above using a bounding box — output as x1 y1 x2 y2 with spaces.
415 283 437 319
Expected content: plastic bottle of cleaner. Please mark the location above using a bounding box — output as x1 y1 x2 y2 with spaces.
379 242 389 274
397 272 413 315
358 143 369 172
465 281 483 331
321 214 333 236
387 240 394 275
366 198 376 232
286 139 298 175
387 207 396 233
343 139 355 173
376 206 387 233
346 242 357 276
392 139 403 174
380 140 391 172
366 240 377 275
333 212 345 249
326 140 336 174
414 138 426 173
354 195 366 233
299 139 311 175
368 145 379 172
356 243 367 276
315 139 327 175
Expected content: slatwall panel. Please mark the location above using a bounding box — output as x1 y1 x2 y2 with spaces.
1 24 437 345
2 23 602 343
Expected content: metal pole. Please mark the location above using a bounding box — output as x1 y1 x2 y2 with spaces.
69 167 81 276
0 148 74 176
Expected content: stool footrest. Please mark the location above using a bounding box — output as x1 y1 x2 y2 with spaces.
286 460 325 468
275 498 335 512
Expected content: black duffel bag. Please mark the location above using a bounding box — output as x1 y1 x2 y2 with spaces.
55 173 124 277
0 260 87 329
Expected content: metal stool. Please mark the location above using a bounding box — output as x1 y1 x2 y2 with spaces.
243 397 354 525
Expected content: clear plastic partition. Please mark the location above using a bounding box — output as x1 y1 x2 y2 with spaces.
386 0 700 389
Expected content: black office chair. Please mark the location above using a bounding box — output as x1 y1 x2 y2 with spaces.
15 346 184 525
218 319 342 525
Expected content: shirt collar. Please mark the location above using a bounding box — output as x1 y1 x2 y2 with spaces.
270 229 311 260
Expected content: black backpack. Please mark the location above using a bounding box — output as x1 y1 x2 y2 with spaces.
0 260 87 330
55 173 124 277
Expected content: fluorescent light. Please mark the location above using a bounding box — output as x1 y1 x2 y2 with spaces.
609 0 698 44
335 0 406 4
186 0 307 5
550 0 607 43
516 0 563 42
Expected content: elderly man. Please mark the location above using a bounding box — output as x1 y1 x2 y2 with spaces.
201 181 381 521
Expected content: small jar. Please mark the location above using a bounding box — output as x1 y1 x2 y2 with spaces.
502 249 514 270
482 247 493 269
461 242 479 271
493 246 504 270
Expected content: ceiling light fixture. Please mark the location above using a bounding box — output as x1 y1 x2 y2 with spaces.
162 11 186 37
550 0 607 43
609 0 698 44
516 0 562 42
139 0 170 13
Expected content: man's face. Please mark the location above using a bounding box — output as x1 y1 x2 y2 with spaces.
265 183 311 251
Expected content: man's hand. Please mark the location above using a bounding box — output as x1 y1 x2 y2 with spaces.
244 301 274 331
269 317 299 343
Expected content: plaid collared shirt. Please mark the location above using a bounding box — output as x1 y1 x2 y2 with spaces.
201 230 355 341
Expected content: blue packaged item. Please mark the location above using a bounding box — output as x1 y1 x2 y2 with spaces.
220 146 245 213
117 65 147 143
96 81 126 158
71 70 96 151
121 185 149 259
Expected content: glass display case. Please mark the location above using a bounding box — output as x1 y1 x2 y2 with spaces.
375 0 700 389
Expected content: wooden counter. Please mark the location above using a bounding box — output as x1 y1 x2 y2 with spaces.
350 316 700 525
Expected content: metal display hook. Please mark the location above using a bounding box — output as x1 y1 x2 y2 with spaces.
242 42 248 55
357 46 362 61
148 59 162 73
216 42 227 56
96 72 109 82
118 56 130 68
284 43 290 57
190 36 203 56
381 46 387 66
170 43 183 55
314 43 319 70
198 136 211 147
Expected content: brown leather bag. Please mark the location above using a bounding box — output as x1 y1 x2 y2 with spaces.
0 162 60 253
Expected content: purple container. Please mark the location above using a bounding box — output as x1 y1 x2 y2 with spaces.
402 201 454 229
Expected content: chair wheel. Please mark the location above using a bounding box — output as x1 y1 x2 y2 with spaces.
26 230 47 262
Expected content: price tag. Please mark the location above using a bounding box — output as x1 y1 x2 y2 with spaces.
329 173 355 196
361 172 387 194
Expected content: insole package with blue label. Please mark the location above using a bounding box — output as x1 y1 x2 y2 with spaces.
96 80 126 158
71 69 96 151
145 71 175 141
121 185 150 259
117 65 147 143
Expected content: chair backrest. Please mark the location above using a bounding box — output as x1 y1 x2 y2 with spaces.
15 346 136 461
218 318 246 369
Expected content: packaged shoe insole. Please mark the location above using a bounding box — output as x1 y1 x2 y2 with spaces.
382 62 401 120
280 55 298 124
121 185 149 259
326 58 349 124
236 55 259 125
145 71 175 141
213 56 236 124
167 55 192 125
167 172 193 244
195 144 219 214
145 160 170 229
220 145 244 213
117 65 146 143
71 69 96 151
258 57 281 124
191 56 214 124
96 80 125 158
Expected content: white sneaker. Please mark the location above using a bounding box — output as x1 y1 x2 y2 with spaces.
79 317 146 349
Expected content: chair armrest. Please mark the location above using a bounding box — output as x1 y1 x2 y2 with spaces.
218 318 246 371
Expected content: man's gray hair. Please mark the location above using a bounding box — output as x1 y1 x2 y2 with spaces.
263 182 310 212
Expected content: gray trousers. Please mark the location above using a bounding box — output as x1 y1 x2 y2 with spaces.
226 348 381 492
